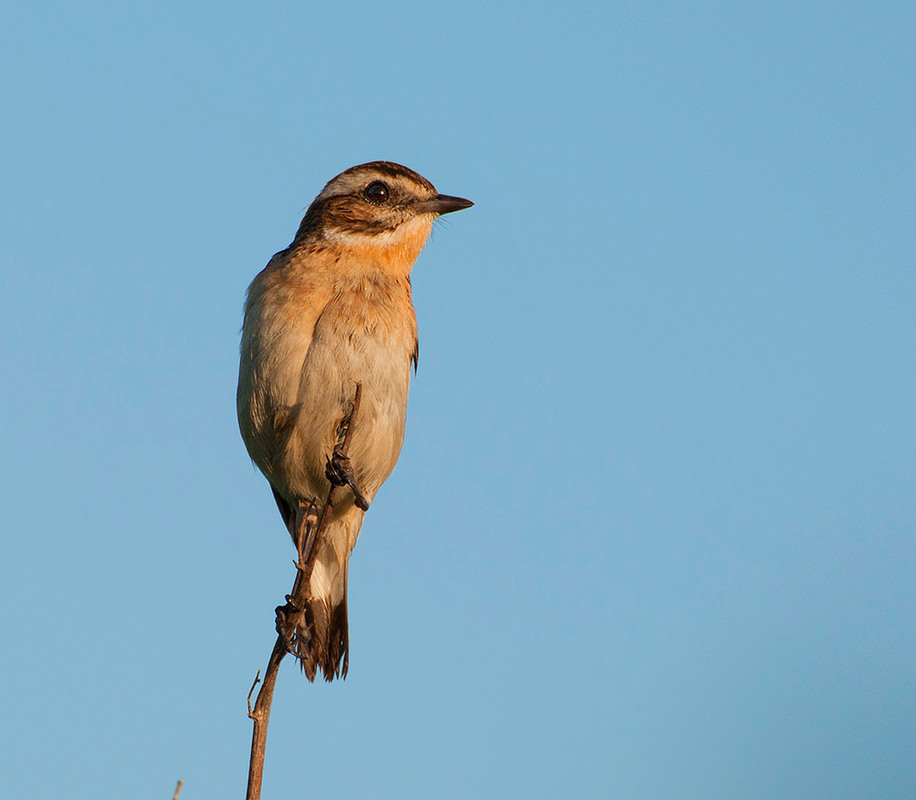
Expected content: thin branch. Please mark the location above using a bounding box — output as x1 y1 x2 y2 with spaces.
172 780 184 800
245 382 363 800
246 670 261 718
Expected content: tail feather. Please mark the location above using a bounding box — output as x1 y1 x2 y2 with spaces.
279 502 362 681
295 595 349 681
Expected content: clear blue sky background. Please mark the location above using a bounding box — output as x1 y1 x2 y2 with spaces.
2 2 913 798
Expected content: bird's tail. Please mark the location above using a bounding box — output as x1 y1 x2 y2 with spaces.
294 534 351 681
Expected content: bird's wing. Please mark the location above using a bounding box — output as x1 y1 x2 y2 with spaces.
237 250 332 495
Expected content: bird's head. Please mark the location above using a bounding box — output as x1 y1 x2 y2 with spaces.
294 162 472 271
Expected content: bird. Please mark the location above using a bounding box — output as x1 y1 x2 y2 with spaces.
237 161 472 681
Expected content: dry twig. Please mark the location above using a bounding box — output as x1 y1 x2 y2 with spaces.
245 383 363 800
172 780 184 800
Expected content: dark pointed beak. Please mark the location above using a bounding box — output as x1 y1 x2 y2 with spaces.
414 194 474 215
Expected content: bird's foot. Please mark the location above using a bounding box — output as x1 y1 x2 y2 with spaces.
325 449 370 511
275 595 308 651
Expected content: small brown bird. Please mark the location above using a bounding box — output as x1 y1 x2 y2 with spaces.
237 162 472 680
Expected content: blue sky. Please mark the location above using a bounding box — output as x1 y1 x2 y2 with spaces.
2 2 914 798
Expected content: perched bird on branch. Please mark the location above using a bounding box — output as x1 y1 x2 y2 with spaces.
237 162 472 680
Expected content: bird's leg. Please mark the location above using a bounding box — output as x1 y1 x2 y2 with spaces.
293 499 320 569
325 447 370 511
275 500 319 651
323 383 370 511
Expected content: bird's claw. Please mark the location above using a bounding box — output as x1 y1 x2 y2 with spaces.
325 449 370 511
275 596 303 644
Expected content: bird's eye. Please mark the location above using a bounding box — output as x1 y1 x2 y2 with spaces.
364 181 390 204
